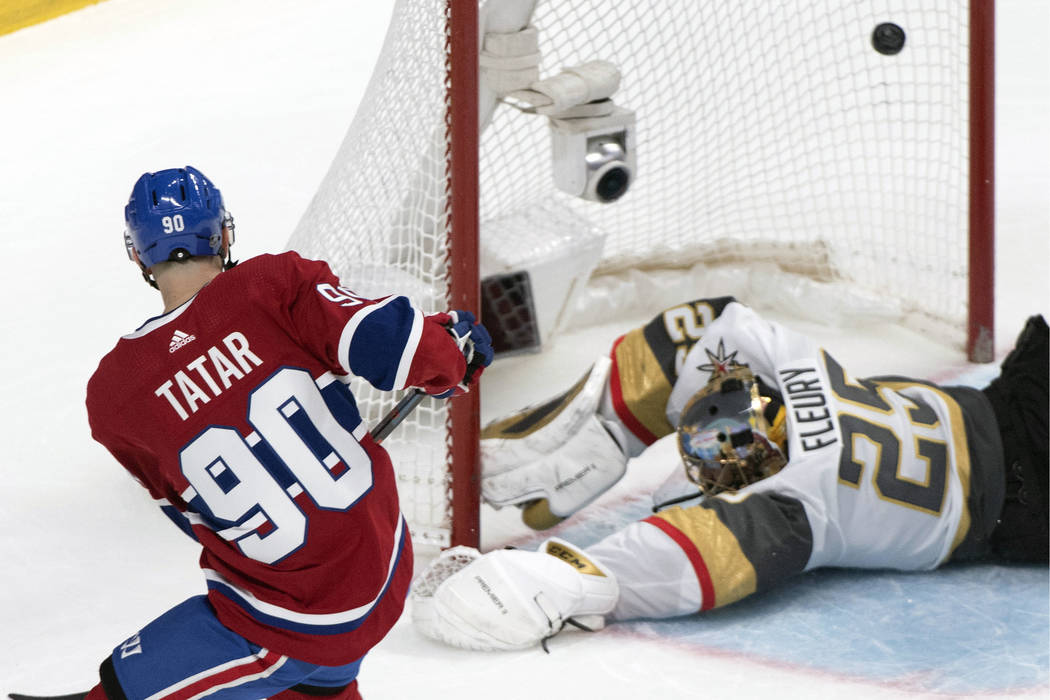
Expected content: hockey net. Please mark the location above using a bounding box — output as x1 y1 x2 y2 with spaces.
287 0 993 549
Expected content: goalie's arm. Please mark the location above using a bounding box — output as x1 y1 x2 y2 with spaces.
606 295 737 447
413 491 814 652
589 491 815 619
479 296 736 526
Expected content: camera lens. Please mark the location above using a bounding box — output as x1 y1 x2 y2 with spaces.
595 165 630 202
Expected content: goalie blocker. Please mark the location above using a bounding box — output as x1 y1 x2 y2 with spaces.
481 355 630 528
480 296 740 528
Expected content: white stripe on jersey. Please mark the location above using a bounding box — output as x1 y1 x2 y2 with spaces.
144 648 287 700
336 295 421 389
393 307 424 390
123 295 199 339
203 515 406 627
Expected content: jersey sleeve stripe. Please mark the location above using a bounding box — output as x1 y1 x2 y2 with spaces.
336 296 400 377
643 515 717 610
203 515 408 634
336 296 423 390
608 336 662 446
393 306 424 390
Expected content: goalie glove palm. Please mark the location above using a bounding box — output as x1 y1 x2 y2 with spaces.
412 538 619 651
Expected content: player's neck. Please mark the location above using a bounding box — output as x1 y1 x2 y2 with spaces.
155 261 224 313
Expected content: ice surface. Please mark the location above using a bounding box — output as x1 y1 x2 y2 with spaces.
0 0 1046 697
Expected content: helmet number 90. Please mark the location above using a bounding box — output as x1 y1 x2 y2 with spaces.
162 215 186 234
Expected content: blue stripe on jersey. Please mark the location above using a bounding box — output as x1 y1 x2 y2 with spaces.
345 296 420 390
205 518 409 635
160 504 201 542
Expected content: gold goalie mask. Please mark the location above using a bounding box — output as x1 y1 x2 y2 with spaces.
676 366 788 495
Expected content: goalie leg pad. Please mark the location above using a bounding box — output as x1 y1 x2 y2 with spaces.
411 538 619 651
481 356 628 518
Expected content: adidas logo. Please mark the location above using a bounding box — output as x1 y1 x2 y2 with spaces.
169 329 197 353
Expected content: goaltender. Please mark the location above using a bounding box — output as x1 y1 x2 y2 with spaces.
413 299 1047 650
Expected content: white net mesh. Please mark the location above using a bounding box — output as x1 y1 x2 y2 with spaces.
480 0 969 327
289 0 455 547
288 0 975 547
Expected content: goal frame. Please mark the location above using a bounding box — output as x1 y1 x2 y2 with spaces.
445 0 995 549
447 0 481 547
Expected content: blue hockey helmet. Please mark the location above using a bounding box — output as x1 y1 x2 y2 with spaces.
124 166 233 268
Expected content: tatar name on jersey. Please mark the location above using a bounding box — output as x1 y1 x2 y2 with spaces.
155 331 263 420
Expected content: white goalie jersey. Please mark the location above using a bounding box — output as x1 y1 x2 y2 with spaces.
587 302 1004 618
668 303 995 570
414 301 1007 647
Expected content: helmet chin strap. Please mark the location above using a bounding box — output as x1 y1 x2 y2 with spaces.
222 247 238 271
137 259 159 289
221 213 238 271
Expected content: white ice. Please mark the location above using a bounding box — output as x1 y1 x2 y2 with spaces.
0 0 1047 698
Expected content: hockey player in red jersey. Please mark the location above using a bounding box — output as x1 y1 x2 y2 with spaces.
412 298 1047 651
83 166 493 698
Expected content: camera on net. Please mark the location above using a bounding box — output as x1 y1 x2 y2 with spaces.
550 104 636 204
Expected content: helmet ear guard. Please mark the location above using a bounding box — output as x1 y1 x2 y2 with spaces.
676 366 788 495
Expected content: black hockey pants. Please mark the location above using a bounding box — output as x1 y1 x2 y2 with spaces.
982 315 1049 563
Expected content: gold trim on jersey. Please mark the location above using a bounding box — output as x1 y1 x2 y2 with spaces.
614 327 676 440
653 505 757 607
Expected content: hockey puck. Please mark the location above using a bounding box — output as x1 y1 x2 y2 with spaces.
872 22 906 55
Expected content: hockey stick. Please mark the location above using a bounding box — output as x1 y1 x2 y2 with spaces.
9 392 433 700
370 388 427 443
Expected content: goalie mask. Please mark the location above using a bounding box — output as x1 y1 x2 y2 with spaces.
676 366 788 495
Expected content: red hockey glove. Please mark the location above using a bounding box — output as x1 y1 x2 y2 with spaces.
430 310 494 399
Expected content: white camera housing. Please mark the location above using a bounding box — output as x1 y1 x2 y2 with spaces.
550 104 636 203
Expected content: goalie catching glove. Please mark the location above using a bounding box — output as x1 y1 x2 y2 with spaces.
412 538 619 651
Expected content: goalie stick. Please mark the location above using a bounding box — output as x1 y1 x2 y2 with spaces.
7 389 431 700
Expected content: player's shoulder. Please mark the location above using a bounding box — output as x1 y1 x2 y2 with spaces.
222 250 332 291
233 250 317 275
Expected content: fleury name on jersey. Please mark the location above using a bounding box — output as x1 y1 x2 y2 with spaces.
778 365 837 452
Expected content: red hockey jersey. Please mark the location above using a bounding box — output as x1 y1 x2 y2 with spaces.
86 251 466 665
